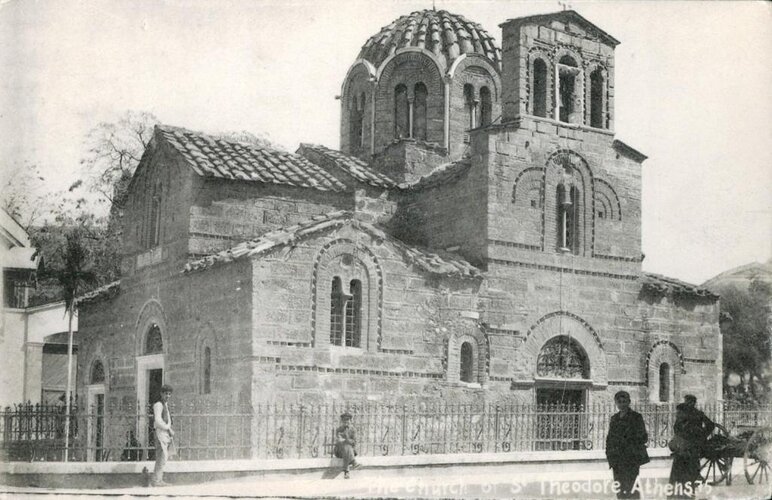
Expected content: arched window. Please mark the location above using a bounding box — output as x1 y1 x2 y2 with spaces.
413 83 427 140
394 84 409 139
479 86 492 127
202 346 211 394
330 277 344 345
148 184 162 248
145 324 163 354
659 363 671 402
91 360 105 384
558 56 578 124
590 69 604 128
536 336 588 379
330 276 362 348
460 342 474 383
345 280 362 348
557 184 579 252
349 92 366 149
463 83 476 129
532 58 548 118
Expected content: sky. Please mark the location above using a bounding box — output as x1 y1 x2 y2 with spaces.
1 0 770 285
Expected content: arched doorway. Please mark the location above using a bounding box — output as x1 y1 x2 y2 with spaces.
534 335 590 450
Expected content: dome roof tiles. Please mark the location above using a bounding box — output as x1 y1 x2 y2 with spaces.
358 9 501 71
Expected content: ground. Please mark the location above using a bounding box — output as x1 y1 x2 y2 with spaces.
2 461 769 499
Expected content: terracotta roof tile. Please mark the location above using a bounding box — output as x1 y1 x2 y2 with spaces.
156 125 346 192
297 144 398 189
76 281 120 305
184 211 481 280
359 10 501 71
641 273 717 299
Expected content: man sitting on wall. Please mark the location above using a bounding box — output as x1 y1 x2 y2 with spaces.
334 412 361 479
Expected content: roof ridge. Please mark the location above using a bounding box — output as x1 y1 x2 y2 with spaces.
184 211 480 279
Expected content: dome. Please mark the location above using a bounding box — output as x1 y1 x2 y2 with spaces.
358 9 501 71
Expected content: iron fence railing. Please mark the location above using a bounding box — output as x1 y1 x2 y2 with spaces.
2 401 770 462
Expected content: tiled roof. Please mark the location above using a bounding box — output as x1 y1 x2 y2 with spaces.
400 160 472 191
641 273 718 300
297 144 398 189
76 281 121 305
184 211 481 279
156 125 346 192
359 9 501 71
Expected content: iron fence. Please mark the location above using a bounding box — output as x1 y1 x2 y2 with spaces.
2 401 770 462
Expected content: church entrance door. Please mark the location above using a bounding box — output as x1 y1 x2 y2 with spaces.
136 354 164 460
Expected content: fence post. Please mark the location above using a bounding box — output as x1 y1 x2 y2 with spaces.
297 404 305 459
401 404 407 456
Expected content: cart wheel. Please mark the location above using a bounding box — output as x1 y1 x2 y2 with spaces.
744 427 771 485
700 456 729 485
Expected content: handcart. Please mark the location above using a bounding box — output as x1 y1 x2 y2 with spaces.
699 423 771 486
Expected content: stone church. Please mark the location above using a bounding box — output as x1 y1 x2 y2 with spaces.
77 10 721 417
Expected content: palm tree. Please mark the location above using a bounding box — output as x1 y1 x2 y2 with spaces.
49 226 97 461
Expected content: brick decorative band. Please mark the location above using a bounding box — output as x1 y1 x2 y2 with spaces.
380 348 415 355
487 258 638 281
267 341 313 348
683 358 715 364
274 364 444 379
489 239 541 251
595 254 642 263
484 327 522 336
608 381 646 386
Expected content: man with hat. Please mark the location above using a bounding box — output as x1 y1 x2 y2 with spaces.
334 412 360 478
151 384 174 486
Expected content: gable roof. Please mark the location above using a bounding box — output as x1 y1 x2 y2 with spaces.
501 10 620 48
184 211 481 279
297 144 398 189
156 125 346 192
641 273 717 300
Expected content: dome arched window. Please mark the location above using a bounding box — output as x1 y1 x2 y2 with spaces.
394 84 409 139
413 83 428 140
479 86 492 127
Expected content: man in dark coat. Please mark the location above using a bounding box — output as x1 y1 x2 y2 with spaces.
334 412 360 478
606 391 650 499
668 397 714 497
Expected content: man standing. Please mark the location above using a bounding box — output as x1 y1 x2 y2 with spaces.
334 412 360 479
151 385 174 487
606 391 650 499
684 394 715 442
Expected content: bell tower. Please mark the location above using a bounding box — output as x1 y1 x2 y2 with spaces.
499 10 619 131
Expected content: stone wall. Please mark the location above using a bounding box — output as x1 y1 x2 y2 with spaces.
370 140 449 184
479 119 642 263
241 215 720 408
189 179 351 256
76 258 254 414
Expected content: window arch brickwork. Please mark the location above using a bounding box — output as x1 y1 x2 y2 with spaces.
375 52 444 151
527 49 553 118
594 179 621 221
585 62 609 129
545 150 595 255
511 167 546 248
645 340 685 403
446 327 489 386
135 299 168 356
312 239 383 351
516 311 607 385
340 64 373 156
